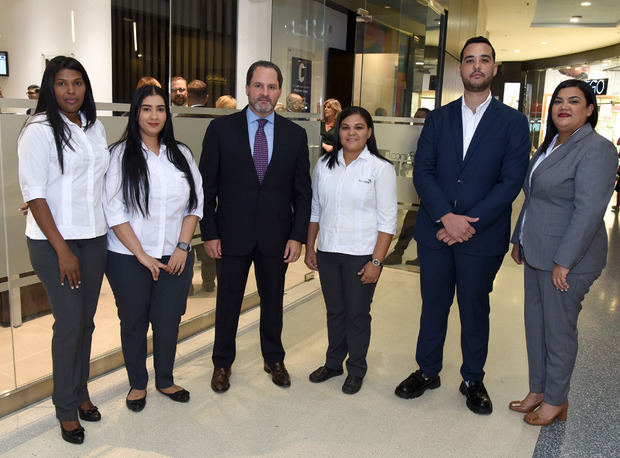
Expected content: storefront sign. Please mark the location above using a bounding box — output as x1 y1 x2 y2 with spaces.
586 78 608 95
291 57 311 113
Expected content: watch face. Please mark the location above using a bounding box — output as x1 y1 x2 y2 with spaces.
372 259 381 266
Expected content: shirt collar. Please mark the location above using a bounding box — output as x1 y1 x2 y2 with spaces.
60 110 87 128
246 106 275 126
140 141 166 156
461 92 493 115
337 145 371 166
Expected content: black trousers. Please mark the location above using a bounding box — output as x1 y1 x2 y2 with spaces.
27 236 107 421
105 251 193 390
317 251 376 378
415 243 503 381
212 246 288 368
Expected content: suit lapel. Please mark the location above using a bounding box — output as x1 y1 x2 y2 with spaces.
262 113 284 184
237 107 261 185
462 98 499 169
450 100 464 164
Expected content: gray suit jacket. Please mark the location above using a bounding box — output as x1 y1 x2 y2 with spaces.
511 124 617 273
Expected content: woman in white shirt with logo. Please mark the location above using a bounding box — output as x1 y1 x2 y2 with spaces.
104 85 203 412
305 106 397 394
18 56 109 444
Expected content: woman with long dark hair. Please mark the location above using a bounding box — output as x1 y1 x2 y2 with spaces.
510 79 617 425
103 85 202 412
305 106 397 394
18 56 109 444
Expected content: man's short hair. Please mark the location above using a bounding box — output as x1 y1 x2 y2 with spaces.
27 84 40 92
460 36 496 62
171 76 187 85
246 61 283 89
187 79 208 103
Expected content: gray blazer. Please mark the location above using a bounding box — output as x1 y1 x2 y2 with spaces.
511 124 618 273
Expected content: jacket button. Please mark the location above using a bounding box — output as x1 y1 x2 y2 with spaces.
457 179 462 183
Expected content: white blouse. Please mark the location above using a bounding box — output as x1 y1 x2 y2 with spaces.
103 141 203 258
18 113 110 240
310 147 397 255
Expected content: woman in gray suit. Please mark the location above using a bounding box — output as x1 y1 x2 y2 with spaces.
509 79 617 426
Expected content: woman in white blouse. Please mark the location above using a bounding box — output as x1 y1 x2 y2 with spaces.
18 56 109 444
104 85 203 411
305 106 397 394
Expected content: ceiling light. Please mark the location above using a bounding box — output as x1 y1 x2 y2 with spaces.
514 49 521 53
580 2 592 6
603 59 611 63
416 61 424 65
570 16 582 23
384 5 391 8
565 66 572 69
541 41 548 45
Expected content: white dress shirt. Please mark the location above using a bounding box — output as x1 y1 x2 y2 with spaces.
104 142 204 258
310 147 397 255
18 113 110 240
461 92 493 159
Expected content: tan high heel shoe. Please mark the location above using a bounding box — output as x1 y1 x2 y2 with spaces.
508 398 543 413
524 401 568 426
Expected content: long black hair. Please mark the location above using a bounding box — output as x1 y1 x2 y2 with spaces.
323 106 389 169
540 79 598 153
31 56 97 172
110 85 198 217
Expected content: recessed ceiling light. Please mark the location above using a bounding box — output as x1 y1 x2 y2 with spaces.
603 59 611 63
541 41 548 45
565 66 572 69
570 16 582 23
580 2 592 6
514 49 521 53
416 61 424 65
384 5 391 8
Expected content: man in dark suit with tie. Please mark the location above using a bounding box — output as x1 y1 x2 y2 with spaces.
394 37 530 414
199 61 311 392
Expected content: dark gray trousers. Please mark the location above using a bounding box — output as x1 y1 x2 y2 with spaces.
317 251 376 378
27 236 107 421
524 262 600 405
105 251 193 390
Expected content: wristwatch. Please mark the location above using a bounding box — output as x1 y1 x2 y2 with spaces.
176 242 191 252
371 258 383 267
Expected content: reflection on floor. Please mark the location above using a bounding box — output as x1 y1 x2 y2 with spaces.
0 252 312 394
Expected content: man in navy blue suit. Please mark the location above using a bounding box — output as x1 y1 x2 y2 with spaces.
394 37 530 414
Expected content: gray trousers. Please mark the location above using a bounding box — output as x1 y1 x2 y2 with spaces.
524 262 600 406
317 251 376 378
27 236 107 421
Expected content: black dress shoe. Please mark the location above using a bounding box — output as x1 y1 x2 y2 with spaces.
211 367 231 393
78 405 101 422
394 369 440 399
125 389 146 412
60 422 84 444
157 387 190 403
309 366 344 383
459 380 493 414
264 361 291 387
341 375 363 394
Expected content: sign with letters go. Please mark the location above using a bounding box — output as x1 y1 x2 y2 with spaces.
585 78 608 95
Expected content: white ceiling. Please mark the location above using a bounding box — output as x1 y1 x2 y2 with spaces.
485 0 620 62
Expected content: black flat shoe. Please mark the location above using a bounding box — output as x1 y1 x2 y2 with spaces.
157 387 190 403
60 422 84 444
342 375 363 394
459 380 493 415
126 389 146 412
309 366 344 383
78 405 101 422
395 369 440 399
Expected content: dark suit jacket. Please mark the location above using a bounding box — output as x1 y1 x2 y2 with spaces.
199 106 311 257
413 97 531 256
511 124 617 273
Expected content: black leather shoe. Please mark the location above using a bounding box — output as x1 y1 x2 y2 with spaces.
211 367 231 393
60 422 84 444
264 361 291 387
157 387 190 403
309 366 344 383
342 375 363 394
459 380 493 414
78 405 101 422
394 369 440 399
125 389 146 412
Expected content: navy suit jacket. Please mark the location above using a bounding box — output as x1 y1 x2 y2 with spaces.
413 97 531 256
198 107 312 257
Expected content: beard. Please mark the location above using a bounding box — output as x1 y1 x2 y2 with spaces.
251 98 275 114
172 95 187 106
462 72 493 92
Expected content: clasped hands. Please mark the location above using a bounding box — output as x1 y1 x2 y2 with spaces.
436 212 479 245
137 248 188 281
205 239 302 263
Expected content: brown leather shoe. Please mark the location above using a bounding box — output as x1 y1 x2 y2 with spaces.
264 361 291 387
211 367 231 393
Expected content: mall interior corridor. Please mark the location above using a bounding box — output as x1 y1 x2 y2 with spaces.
0 204 618 457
